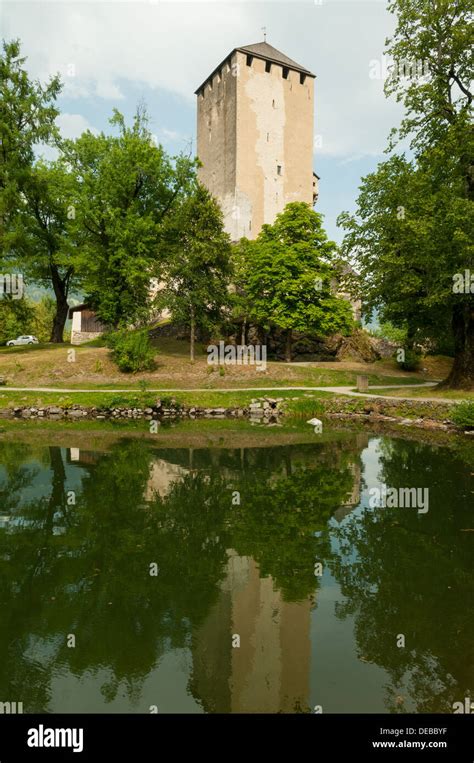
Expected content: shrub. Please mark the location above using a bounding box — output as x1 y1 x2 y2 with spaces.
107 329 156 373
397 348 422 371
450 401 474 429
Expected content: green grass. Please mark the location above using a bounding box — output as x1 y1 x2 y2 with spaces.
364 387 473 401
0 388 336 411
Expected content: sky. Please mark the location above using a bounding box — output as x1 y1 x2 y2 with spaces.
2 0 406 243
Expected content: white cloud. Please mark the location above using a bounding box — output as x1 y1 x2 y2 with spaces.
57 113 99 140
4 0 405 160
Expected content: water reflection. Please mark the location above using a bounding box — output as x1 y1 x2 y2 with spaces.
0 431 472 713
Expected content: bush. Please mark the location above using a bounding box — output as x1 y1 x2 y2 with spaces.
397 348 422 371
450 401 474 429
107 329 156 373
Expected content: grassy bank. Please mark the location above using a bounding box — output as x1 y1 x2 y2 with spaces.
364 386 474 400
0 388 336 411
0 338 430 389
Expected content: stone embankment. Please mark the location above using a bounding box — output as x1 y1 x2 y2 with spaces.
0 397 285 423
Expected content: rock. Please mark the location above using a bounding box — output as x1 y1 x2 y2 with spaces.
67 410 83 418
48 407 62 415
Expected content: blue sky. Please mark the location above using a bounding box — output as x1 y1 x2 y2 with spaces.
3 0 406 244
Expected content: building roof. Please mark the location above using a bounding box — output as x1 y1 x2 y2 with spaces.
195 41 315 94
68 303 92 318
238 42 314 76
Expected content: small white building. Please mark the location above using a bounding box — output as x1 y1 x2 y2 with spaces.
69 304 107 345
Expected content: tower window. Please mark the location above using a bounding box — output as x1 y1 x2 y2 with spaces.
300 73 306 85
277 165 282 175
272 99 275 108
246 55 253 67
282 67 289 79
265 60 272 73
267 132 269 142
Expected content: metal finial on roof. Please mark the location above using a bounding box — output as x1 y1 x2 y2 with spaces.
261 26 267 42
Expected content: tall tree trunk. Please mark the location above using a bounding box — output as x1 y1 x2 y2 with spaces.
285 329 292 363
442 302 474 389
241 317 247 346
49 265 70 343
190 305 195 362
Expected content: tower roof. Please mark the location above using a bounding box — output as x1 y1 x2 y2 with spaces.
238 42 314 76
195 41 315 94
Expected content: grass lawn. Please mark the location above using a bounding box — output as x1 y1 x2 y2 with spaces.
365 387 474 400
0 337 434 390
0 387 336 411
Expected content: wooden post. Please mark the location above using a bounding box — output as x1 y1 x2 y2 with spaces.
357 375 368 392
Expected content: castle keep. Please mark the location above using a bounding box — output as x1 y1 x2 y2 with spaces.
195 41 316 241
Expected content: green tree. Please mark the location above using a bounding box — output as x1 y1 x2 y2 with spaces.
5 160 78 342
237 202 353 361
338 150 473 384
0 295 34 344
31 295 57 342
0 39 61 226
66 108 197 329
340 0 473 387
160 184 232 361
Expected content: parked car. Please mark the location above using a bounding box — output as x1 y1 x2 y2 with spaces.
6 335 39 346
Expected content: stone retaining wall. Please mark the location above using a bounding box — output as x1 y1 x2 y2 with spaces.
0 397 285 423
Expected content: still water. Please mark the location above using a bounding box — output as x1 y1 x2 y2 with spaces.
0 428 472 713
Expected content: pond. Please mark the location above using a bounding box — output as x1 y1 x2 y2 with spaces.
0 425 472 714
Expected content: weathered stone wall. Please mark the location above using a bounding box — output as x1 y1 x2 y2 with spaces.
197 54 238 239
0 397 284 423
197 50 314 241
71 331 103 345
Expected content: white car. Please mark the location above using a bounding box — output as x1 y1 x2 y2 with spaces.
6 335 39 346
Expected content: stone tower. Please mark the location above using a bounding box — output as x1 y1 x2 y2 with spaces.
195 41 316 241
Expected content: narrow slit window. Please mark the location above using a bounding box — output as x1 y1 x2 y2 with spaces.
246 55 253 67
282 67 289 79
277 165 282 175
300 73 306 85
265 60 272 73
